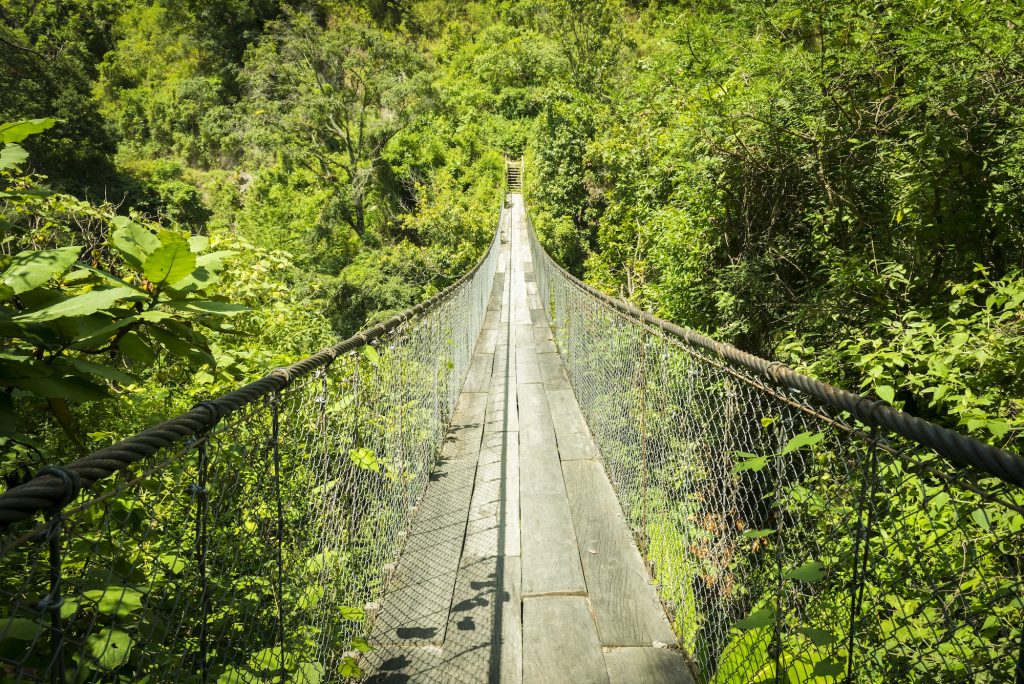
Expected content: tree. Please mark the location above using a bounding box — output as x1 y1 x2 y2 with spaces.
241 12 428 238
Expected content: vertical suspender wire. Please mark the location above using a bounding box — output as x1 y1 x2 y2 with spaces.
269 391 286 682
196 439 210 684
44 512 65 684
636 336 650 556
845 433 880 682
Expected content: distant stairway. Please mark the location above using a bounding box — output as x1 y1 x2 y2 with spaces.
506 158 523 191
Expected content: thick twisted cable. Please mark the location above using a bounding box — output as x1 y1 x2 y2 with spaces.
526 216 1024 488
0 227 499 527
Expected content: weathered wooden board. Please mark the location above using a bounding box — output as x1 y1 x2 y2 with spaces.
546 389 598 461
371 393 486 646
532 323 557 353
522 596 609 684
464 430 520 558
515 383 556 448
477 327 500 355
563 460 676 646
515 347 543 386
538 352 569 390
603 648 697 684
464 353 494 393
444 555 523 683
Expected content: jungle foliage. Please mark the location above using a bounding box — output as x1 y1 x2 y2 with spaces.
3 0 1023 681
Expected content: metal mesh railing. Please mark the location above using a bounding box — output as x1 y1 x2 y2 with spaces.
529 217 1024 683
0 219 500 682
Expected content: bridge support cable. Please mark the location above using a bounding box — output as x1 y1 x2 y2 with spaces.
0 202 503 682
527 211 1024 682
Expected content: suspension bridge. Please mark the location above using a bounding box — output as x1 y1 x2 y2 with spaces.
1 181 1023 682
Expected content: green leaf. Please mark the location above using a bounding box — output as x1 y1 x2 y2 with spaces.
970 508 991 532
110 217 161 268
8 375 109 401
339 656 363 679
158 553 187 575
2 247 80 295
797 627 838 646
361 344 380 366
0 143 29 170
780 431 825 456
812 657 846 677
732 451 769 474
349 447 379 472
351 636 372 653
876 385 896 404
82 586 145 617
85 627 133 670
119 332 156 366
339 605 365 621
1 617 45 642
143 232 196 285
189 235 210 253
785 560 825 582
14 286 146 322
68 358 136 385
0 118 57 143
740 529 775 539
735 607 774 630
295 661 324 684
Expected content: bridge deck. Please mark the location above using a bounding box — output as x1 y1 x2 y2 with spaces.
364 195 694 683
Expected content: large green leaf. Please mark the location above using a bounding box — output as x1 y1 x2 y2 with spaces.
68 358 137 385
0 118 57 143
8 375 109 401
85 628 133 670
14 286 146 322
82 586 145 617
1 247 81 296
143 232 196 285
0 143 29 171
785 559 825 582
111 217 161 269
735 607 775 630
119 332 156 365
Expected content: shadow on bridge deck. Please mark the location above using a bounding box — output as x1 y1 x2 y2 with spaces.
362 195 696 684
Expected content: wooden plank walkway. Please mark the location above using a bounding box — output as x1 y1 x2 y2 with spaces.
364 194 695 683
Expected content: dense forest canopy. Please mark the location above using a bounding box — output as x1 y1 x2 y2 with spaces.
2 0 1022 496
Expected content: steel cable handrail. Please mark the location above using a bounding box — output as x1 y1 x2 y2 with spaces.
0 212 504 528
526 215 1024 488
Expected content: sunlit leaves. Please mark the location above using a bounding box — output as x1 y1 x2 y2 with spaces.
143 231 197 285
349 447 379 472
0 246 80 296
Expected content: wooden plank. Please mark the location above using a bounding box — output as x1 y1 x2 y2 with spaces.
603 648 697 684
362 644 448 682
515 347 542 386
370 393 486 646
443 555 523 683
464 430 520 558
516 383 555 448
520 490 586 596
546 389 598 461
513 323 535 350
522 596 608 684
477 327 499 354
463 353 494 393
538 352 569 390
533 323 557 353
563 460 676 647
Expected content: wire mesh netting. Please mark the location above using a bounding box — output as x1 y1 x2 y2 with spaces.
530 220 1024 683
0 226 500 683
